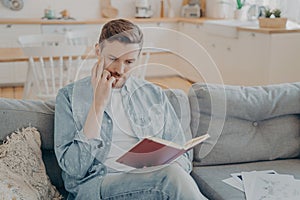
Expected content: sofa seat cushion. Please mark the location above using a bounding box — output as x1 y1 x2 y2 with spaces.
189 82 300 165
191 159 300 200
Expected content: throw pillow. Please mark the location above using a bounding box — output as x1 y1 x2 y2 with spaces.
0 127 61 200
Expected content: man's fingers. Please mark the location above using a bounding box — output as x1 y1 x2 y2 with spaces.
92 57 104 80
98 56 104 73
108 76 116 85
102 70 111 80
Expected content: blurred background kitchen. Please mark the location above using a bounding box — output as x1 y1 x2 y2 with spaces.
0 0 299 99
0 0 299 22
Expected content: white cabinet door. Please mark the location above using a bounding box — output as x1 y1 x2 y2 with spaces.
178 22 205 43
177 22 211 82
0 24 41 47
229 31 270 85
138 22 180 78
269 33 300 84
179 22 274 85
41 24 102 34
41 24 101 44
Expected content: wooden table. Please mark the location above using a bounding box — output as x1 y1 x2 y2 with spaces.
0 47 168 63
0 48 28 62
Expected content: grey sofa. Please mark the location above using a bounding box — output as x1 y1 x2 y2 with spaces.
0 82 299 199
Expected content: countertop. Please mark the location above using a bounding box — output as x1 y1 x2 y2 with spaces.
0 17 300 34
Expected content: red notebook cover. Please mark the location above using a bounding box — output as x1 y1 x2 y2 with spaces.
116 138 185 168
116 134 209 168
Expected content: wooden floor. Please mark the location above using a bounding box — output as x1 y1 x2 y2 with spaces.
0 86 24 99
0 76 192 99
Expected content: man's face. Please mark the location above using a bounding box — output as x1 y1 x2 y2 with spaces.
100 41 140 88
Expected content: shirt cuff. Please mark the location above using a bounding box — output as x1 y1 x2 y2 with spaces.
74 129 103 156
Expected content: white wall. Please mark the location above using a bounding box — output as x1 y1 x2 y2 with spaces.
0 0 183 19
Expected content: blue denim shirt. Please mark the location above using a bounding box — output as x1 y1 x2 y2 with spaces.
54 76 192 199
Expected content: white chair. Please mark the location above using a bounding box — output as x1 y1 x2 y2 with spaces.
18 33 66 47
65 30 99 47
65 30 99 80
21 45 86 100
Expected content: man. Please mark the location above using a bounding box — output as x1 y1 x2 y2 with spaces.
55 18 207 200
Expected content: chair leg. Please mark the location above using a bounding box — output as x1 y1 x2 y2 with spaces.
23 65 33 99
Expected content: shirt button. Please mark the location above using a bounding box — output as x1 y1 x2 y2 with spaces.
253 121 258 127
97 142 103 148
108 119 112 124
100 169 105 175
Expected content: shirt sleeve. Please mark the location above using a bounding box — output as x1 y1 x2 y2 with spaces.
54 88 106 179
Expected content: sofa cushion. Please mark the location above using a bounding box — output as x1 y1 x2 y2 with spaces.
164 89 192 139
164 89 193 161
0 127 61 199
0 98 55 150
191 159 300 200
189 83 300 165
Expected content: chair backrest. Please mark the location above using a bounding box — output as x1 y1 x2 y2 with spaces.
65 30 99 46
18 33 67 47
21 45 86 100
65 30 100 81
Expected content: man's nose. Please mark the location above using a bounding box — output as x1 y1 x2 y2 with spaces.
115 62 125 74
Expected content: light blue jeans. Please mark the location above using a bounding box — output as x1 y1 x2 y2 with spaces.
99 164 207 200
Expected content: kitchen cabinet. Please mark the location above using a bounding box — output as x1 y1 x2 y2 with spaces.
201 30 270 85
41 24 102 34
179 21 300 85
268 33 300 84
0 24 41 47
0 24 41 85
135 22 180 78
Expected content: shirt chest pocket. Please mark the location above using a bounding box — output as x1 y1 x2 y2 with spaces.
129 104 165 137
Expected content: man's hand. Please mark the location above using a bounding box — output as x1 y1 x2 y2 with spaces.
91 57 116 113
84 57 115 139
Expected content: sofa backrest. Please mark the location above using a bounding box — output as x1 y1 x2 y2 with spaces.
189 82 300 166
0 98 65 192
0 88 191 193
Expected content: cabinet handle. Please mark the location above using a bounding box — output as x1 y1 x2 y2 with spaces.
251 33 256 37
6 24 12 28
211 43 216 48
227 47 231 51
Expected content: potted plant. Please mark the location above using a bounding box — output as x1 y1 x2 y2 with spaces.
259 8 287 28
217 0 246 20
236 0 245 10
234 0 246 20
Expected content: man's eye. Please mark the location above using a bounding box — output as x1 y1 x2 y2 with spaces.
126 60 134 64
109 58 117 61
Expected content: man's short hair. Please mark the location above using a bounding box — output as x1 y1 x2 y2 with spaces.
99 19 143 51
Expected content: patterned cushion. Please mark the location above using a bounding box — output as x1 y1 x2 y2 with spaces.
0 127 61 199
